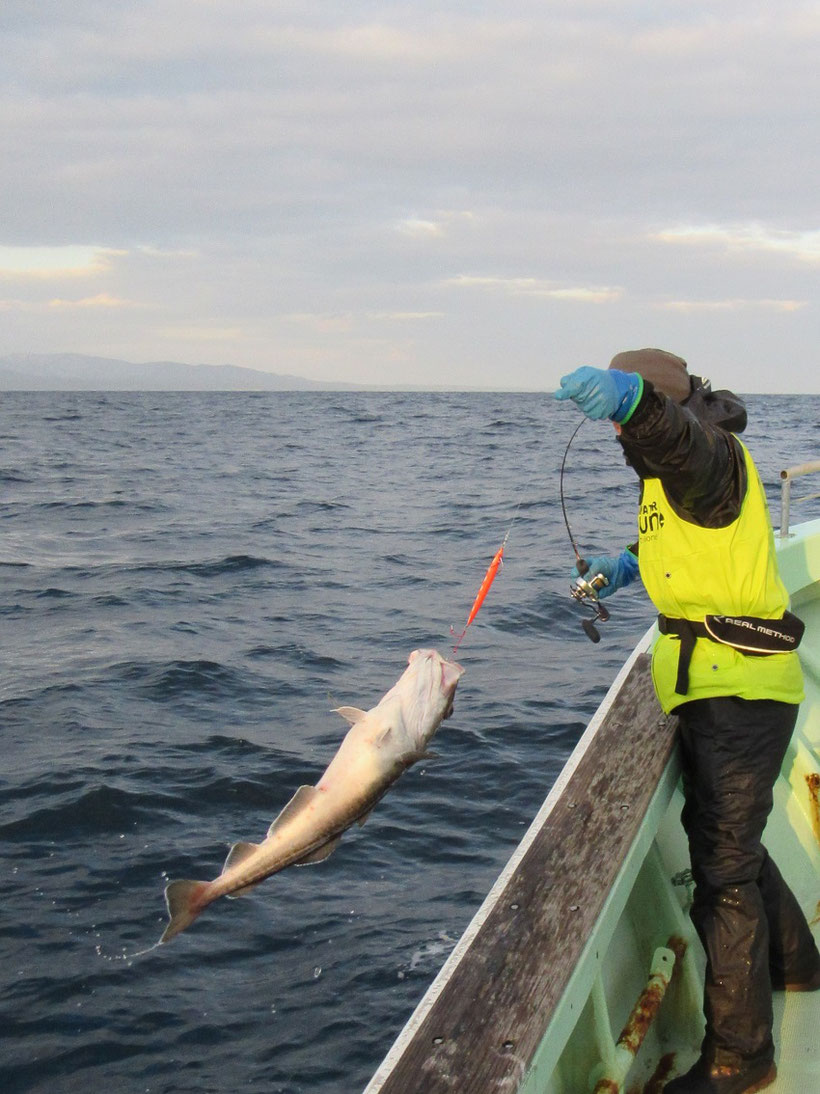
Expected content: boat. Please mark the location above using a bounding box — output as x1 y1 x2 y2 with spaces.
363 461 820 1094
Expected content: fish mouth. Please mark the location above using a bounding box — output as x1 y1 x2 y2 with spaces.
406 648 464 722
440 657 464 719
441 656 465 692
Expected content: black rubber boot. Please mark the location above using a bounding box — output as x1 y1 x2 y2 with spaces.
663 1055 776 1093
769 963 820 991
676 698 811 1061
759 850 820 989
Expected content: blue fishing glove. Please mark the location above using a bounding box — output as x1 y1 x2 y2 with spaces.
555 367 643 423
571 549 640 599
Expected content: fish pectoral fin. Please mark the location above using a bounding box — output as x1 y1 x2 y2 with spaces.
294 834 342 865
393 748 423 768
267 785 320 838
222 840 261 875
374 725 394 747
356 809 373 828
332 705 368 726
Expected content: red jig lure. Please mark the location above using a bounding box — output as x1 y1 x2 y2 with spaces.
451 536 507 655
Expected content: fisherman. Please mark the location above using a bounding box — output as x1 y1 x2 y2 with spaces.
555 349 820 1094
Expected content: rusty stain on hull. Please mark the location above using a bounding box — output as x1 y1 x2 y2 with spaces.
617 938 687 1058
592 938 686 1094
595 1080 619 1093
807 773 820 846
616 973 669 1058
636 1052 677 1093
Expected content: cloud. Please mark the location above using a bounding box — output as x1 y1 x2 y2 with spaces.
134 244 198 260
394 211 477 240
0 292 136 312
395 219 446 239
367 311 443 321
654 297 807 313
0 245 123 279
279 310 442 333
653 224 820 264
47 293 136 310
275 21 474 64
157 324 245 342
444 275 622 303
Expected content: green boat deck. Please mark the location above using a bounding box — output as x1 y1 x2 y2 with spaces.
744 518 820 1094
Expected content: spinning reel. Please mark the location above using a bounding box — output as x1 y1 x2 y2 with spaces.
569 559 610 644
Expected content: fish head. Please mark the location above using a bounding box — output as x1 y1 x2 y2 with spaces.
390 648 465 751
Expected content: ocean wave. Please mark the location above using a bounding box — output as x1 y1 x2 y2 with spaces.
36 498 162 512
178 554 280 577
1 783 152 839
112 658 251 700
0 468 33 483
35 587 76 600
99 554 285 580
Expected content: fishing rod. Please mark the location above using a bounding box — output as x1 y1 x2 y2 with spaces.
451 416 612 654
559 419 611 644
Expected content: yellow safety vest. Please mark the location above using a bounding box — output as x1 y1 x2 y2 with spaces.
638 440 804 713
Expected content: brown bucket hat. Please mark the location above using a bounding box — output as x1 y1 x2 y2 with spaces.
609 348 691 403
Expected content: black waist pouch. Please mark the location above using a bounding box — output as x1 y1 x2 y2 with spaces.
703 611 805 653
658 611 804 695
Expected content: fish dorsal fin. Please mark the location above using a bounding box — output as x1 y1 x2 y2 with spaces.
294 834 342 865
332 706 367 726
267 784 319 838
222 840 261 875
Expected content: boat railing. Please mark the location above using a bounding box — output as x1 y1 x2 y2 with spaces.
779 460 820 538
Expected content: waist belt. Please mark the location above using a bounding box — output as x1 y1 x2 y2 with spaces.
657 611 805 696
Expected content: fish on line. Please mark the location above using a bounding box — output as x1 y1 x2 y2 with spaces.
159 649 465 944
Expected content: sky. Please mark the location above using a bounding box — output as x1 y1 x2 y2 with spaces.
2 1 820 392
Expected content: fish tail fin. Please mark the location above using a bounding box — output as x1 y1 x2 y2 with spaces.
160 879 210 944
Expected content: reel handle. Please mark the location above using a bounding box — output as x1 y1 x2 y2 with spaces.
569 566 611 642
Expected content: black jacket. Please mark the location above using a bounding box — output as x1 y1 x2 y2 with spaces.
617 381 747 531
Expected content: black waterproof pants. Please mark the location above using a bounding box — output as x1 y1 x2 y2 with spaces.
676 696 820 1065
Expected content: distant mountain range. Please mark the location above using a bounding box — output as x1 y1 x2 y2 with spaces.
0 354 364 392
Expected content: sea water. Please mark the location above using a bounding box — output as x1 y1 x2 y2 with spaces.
2 391 818 1094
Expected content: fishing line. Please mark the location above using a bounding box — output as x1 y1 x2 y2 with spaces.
450 412 609 654
558 417 613 642
559 417 588 571
450 432 544 655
